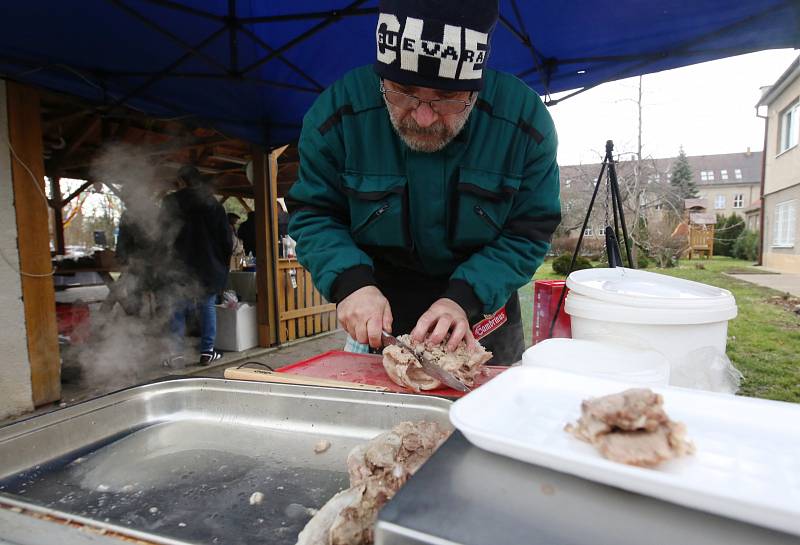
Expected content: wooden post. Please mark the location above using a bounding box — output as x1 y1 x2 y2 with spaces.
269 146 288 344
50 177 66 255
6 82 61 405
252 147 277 346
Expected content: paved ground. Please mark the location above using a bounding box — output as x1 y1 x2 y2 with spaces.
726 270 800 297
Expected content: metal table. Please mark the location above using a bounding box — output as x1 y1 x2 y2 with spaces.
376 432 798 545
0 378 451 545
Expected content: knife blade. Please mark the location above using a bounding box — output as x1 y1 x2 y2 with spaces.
381 331 471 393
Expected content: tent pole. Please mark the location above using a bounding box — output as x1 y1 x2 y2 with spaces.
241 0 370 75
106 0 230 74
50 177 66 255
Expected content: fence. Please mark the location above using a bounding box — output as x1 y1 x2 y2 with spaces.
276 259 337 343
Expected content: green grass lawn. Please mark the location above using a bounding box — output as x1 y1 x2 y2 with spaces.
519 257 800 403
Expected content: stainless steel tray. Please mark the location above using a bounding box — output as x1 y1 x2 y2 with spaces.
0 377 451 545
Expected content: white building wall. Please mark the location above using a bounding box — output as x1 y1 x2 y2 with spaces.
0 80 34 419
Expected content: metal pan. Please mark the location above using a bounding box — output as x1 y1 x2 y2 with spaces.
0 378 451 545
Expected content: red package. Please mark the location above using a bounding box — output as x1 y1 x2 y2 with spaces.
532 280 571 345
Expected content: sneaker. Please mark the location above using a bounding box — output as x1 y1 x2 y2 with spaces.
198 349 223 366
162 355 186 369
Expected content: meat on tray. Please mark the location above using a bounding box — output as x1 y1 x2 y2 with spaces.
382 334 492 392
565 388 694 467
296 421 450 545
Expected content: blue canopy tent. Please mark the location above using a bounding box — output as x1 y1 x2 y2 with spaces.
0 0 798 147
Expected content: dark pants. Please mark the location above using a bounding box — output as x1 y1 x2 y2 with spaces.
375 266 525 365
169 293 217 354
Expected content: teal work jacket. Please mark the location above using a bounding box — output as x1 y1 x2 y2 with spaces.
287 65 561 319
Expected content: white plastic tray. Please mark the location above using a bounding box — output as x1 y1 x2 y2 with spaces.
450 367 800 536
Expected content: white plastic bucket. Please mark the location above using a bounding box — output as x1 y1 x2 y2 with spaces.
522 338 670 386
564 268 737 386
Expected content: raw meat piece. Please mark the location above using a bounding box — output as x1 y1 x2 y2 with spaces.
249 491 265 505
296 421 450 545
565 388 694 467
593 421 694 467
314 440 331 454
296 486 363 545
382 334 492 392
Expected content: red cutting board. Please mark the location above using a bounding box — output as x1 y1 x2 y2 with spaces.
276 350 506 398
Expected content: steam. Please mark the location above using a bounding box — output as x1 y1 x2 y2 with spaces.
63 144 211 391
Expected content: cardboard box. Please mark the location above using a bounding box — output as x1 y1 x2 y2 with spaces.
532 280 572 345
215 303 258 352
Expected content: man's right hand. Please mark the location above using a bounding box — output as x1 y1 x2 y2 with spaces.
337 286 393 349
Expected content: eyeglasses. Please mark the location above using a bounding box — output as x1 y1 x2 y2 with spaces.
380 81 473 115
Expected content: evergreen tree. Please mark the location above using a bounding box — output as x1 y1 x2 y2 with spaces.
669 147 698 209
715 214 745 257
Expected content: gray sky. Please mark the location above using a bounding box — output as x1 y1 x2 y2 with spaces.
548 49 799 166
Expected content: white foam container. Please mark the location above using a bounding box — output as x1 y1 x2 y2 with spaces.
522 338 670 386
450 366 800 536
564 268 737 382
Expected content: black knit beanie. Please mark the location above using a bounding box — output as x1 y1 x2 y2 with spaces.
374 0 499 91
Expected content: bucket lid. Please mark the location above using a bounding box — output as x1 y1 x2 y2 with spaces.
522 338 670 386
565 291 738 324
566 267 735 310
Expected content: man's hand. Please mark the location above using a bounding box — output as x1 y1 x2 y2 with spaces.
337 286 393 349
411 298 476 352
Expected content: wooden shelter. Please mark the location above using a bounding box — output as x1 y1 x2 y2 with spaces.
684 199 716 259
5 83 335 409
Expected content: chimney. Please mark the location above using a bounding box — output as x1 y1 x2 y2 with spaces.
746 147 751 156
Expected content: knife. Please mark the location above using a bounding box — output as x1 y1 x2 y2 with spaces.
382 331 471 393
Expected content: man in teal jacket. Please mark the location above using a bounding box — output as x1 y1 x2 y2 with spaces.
287 0 560 363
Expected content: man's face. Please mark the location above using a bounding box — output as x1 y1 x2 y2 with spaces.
382 79 475 153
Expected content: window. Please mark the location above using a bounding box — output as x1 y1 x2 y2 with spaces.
584 227 593 237
597 226 606 236
733 194 743 208
734 168 742 180
780 102 799 153
564 178 572 188
715 195 726 209
773 200 797 247
700 170 715 181
720 170 729 180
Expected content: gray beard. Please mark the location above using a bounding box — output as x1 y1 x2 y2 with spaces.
386 102 474 153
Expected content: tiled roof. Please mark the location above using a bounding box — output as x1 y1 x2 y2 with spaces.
560 151 763 187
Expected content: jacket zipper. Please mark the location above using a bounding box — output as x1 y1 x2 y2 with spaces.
474 205 501 232
353 202 390 235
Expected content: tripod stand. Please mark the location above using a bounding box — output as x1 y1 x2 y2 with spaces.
548 140 635 337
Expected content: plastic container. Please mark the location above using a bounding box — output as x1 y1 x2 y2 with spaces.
449 366 800 537
522 338 670 386
564 268 737 387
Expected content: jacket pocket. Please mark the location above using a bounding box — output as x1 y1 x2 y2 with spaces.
342 173 408 247
450 166 521 248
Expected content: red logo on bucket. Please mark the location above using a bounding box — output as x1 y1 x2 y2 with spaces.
472 307 507 340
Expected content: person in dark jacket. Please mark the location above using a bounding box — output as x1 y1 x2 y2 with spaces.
287 0 561 363
237 211 257 257
161 166 233 366
108 183 163 317
112 203 160 316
